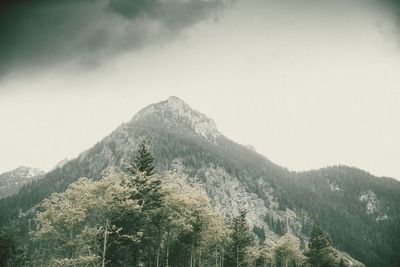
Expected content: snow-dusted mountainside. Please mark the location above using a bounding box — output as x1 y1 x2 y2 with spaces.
1 96 399 266
0 166 45 198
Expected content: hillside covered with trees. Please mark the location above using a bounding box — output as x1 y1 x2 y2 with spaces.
0 97 398 266
1 141 354 267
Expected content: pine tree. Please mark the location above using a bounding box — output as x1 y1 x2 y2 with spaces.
226 210 254 267
126 139 163 211
128 138 156 176
304 221 337 267
124 138 164 267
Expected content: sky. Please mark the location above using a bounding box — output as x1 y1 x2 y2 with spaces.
0 0 400 179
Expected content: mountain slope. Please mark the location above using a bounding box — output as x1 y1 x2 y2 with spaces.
0 96 399 266
0 166 44 198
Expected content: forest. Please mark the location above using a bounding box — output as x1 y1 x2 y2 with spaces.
0 141 357 267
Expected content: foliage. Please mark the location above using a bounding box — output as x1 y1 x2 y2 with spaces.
32 173 141 266
225 209 254 267
121 138 164 267
30 168 232 267
160 171 229 267
304 222 337 267
128 138 156 176
274 234 303 267
0 227 25 267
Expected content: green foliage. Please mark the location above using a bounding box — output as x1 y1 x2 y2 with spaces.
30 167 230 267
274 234 304 267
121 139 164 267
304 222 337 267
246 242 274 267
31 174 141 267
225 210 254 267
0 227 25 267
128 138 156 176
159 171 229 267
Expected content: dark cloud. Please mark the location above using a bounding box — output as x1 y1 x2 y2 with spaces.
0 0 229 79
386 0 400 22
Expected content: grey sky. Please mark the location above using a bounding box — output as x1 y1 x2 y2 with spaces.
0 0 399 179
0 0 228 79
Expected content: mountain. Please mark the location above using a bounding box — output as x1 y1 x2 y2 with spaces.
0 166 45 198
1 96 399 266
51 158 69 171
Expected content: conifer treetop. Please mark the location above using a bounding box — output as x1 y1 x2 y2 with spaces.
128 138 156 177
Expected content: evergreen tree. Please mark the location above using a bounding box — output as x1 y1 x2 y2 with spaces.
127 138 162 209
226 210 254 267
124 138 164 267
304 221 337 267
128 138 156 176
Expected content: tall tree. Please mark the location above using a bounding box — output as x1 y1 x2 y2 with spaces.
127 138 162 209
304 221 337 267
125 138 164 267
226 210 254 267
274 233 303 267
128 138 156 176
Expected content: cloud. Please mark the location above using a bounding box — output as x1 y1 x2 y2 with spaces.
0 0 229 80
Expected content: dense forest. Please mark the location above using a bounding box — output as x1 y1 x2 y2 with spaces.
0 141 354 267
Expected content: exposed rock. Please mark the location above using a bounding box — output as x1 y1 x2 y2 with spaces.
0 166 45 198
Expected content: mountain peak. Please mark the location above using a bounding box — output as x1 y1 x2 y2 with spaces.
0 166 45 198
166 96 188 108
12 166 45 178
132 96 220 141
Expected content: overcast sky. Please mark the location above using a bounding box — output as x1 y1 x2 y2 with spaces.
0 0 399 179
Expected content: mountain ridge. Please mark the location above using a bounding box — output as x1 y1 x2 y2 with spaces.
0 166 45 198
0 96 399 266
